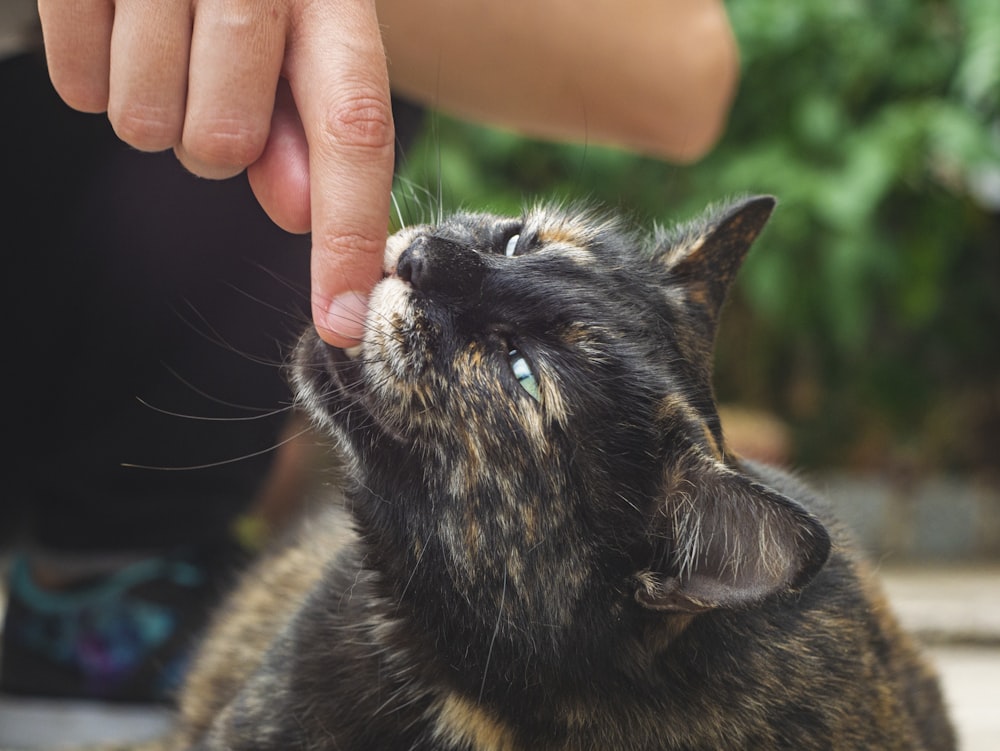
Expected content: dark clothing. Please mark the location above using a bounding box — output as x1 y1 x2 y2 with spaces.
1 51 423 552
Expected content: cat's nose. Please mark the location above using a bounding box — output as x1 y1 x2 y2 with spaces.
395 236 430 287
395 235 485 295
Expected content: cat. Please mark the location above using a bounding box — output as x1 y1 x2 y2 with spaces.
136 195 955 750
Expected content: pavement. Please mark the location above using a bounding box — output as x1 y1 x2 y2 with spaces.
878 563 1000 751
0 562 997 749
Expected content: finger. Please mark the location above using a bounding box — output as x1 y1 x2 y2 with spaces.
178 0 287 179
107 0 192 152
287 0 396 346
247 79 312 234
37 0 114 112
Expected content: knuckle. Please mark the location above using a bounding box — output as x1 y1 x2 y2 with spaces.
316 227 387 261
110 102 182 151
183 118 268 170
319 89 395 155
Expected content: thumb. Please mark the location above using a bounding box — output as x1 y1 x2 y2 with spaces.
287 1 395 347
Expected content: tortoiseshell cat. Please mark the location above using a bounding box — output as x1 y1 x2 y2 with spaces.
145 196 954 749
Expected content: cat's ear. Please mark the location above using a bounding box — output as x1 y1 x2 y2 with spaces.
656 195 776 326
635 453 830 614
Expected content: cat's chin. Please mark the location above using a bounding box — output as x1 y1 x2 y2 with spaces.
322 342 365 390
291 329 365 422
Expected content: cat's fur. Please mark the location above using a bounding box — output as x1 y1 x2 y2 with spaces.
146 196 954 749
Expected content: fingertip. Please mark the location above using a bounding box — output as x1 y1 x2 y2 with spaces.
49 74 110 114
310 231 384 347
248 160 311 233
173 143 248 179
246 85 312 232
314 290 370 347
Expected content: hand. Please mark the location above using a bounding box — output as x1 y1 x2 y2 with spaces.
37 0 396 347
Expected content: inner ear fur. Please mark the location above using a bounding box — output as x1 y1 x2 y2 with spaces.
635 453 831 614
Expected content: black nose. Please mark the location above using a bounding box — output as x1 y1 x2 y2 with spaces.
395 235 485 296
395 236 430 286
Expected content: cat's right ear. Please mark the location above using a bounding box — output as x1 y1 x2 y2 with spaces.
634 450 830 614
654 195 776 330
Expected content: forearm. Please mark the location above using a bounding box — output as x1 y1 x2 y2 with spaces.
379 0 738 162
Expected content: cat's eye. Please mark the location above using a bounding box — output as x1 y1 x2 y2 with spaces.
508 348 540 402
504 233 520 258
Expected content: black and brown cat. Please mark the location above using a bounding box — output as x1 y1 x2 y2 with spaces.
141 196 955 750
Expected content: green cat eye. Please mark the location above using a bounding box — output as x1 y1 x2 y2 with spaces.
508 348 540 402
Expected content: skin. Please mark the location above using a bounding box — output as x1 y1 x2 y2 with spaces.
36 0 738 347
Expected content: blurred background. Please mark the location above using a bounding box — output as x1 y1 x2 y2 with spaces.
396 0 1000 564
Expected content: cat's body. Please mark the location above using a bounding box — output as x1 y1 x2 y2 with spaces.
151 197 954 750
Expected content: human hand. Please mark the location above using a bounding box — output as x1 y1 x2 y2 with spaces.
37 0 396 346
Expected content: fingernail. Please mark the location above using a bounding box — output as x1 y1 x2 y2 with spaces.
325 292 369 343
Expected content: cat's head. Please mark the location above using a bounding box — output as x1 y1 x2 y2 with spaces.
293 195 829 656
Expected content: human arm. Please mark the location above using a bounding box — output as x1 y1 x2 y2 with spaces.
380 0 738 164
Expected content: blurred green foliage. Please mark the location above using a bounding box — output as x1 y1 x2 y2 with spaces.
395 0 1000 474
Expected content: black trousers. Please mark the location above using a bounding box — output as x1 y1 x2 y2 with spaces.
2 51 422 553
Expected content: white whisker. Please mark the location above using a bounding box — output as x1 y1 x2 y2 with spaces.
120 424 314 472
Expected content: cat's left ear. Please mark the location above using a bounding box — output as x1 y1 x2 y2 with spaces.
635 452 830 614
656 195 776 327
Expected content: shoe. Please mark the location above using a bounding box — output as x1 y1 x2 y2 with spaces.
0 547 236 704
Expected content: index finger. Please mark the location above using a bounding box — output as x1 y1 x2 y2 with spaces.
286 0 395 347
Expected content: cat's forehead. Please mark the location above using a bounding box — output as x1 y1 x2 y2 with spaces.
522 203 624 247
385 205 624 261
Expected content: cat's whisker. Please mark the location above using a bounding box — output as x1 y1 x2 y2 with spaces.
134 397 295 422
158 363 288 413
120 423 314 472
390 189 407 231
397 532 432 612
170 300 291 371
479 567 507 705
222 278 312 329
393 165 449 233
